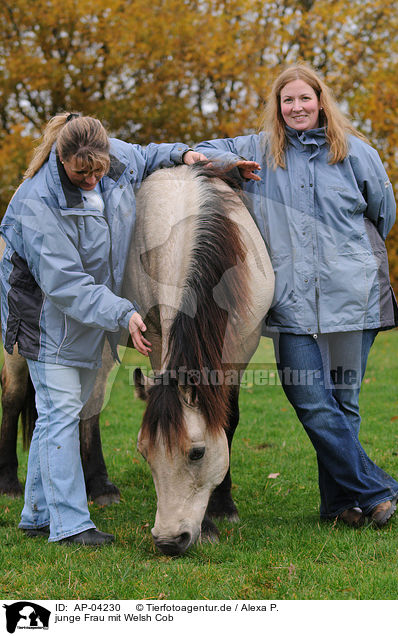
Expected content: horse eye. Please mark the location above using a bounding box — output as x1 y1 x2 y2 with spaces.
189 447 205 461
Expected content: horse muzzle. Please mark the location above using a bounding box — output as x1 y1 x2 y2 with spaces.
152 528 196 556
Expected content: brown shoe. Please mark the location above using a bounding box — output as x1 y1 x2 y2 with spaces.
338 507 365 528
369 498 397 528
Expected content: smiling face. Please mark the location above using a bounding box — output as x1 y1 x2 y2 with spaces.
61 155 106 190
280 79 321 131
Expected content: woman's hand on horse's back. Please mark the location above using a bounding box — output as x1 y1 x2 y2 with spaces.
128 312 152 356
235 160 262 181
183 150 208 164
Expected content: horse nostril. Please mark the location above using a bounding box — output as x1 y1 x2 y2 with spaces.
176 532 191 548
154 532 192 556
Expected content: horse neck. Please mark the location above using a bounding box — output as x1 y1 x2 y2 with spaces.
162 175 250 434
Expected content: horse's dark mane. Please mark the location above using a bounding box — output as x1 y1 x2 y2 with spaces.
141 164 250 452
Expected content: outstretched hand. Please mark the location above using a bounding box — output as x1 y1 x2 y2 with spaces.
235 160 262 181
128 312 152 356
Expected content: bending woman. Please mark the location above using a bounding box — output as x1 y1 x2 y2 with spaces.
195 64 398 528
0 113 205 545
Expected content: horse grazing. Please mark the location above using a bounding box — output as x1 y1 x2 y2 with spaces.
123 163 274 556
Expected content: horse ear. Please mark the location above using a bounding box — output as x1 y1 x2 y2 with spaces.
133 367 154 401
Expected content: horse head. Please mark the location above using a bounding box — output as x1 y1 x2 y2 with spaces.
134 367 229 556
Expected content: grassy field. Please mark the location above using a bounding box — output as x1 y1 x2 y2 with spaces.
0 330 397 600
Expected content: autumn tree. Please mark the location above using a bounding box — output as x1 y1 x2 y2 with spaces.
0 0 397 286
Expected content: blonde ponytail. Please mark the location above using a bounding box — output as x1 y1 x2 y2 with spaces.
24 113 71 179
24 113 110 180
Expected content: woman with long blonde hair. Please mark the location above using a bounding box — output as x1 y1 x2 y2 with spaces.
196 63 398 528
260 63 368 168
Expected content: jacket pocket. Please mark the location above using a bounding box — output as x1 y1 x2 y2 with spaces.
4 317 20 353
56 314 68 360
326 184 366 216
390 285 398 326
267 256 302 326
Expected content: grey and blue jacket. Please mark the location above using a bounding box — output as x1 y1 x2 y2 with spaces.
0 137 190 368
196 128 397 334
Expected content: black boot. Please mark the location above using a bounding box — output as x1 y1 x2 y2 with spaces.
21 525 50 538
59 529 114 545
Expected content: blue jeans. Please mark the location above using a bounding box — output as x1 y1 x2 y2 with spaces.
19 361 98 541
273 330 398 518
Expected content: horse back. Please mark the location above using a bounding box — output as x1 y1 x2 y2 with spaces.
123 164 274 369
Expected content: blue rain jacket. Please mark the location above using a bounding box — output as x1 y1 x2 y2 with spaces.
196 128 397 334
0 137 190 367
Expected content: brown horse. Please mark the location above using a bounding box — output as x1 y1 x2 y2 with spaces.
123 163 274 555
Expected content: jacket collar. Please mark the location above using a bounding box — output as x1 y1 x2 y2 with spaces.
107 154 126 182
285 125 327 150
47 144 128 210
47 144 84 209
57 153 85 208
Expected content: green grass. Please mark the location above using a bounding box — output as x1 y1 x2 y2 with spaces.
0 331 397 600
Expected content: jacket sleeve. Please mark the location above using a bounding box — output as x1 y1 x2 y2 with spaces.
195 136 253 166
10 196 136 332
350 141 396 240
132 142 191 178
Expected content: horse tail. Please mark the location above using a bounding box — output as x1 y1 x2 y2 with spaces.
21 374 37 450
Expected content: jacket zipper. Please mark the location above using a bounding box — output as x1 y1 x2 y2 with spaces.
315 284 321 334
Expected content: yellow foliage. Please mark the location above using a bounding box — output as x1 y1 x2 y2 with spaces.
0 0 397 289
0 127 35 213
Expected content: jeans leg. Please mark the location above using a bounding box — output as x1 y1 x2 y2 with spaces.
316 331 368 512
19 424 50 529
330 329 398 514
20 361 98 541
274 332 398 517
